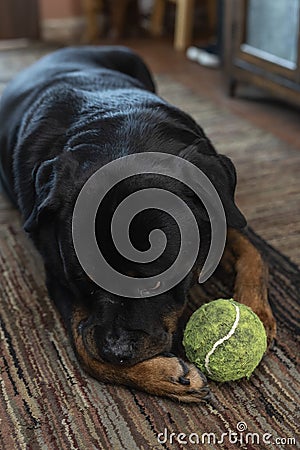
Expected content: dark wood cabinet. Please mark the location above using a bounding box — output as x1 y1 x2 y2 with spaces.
224 0 300 106
0 0 39 40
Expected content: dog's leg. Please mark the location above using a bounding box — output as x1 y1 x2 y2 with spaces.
223 228 276 346
71 305 210 403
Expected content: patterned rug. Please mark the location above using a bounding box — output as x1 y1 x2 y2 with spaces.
0 46 299 450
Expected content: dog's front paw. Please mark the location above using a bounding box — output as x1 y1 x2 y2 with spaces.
133 355 210 403
71 307 210 402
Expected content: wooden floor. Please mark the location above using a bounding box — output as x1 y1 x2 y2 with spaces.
113 38 300 151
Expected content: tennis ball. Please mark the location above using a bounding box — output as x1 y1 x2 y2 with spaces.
183 299 267 382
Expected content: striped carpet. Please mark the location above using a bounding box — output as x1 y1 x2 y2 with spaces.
0 47 300 449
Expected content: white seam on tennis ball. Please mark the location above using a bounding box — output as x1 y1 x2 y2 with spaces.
204 302 240 375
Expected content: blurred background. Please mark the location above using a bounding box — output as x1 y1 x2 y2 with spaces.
0 0 300 110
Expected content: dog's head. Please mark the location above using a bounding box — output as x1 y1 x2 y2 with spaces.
23 123 246 367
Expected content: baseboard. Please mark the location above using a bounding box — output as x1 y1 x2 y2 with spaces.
41 16 86 44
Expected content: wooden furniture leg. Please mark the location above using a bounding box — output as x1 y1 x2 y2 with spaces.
150 0 166 36
82 0 104 43
151 0 195 51
174 0 195 51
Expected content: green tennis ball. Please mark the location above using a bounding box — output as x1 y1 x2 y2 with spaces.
183 299 267 382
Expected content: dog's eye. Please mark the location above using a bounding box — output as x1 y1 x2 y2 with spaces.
139 281 161 297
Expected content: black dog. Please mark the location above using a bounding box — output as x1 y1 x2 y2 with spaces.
0 47 275 402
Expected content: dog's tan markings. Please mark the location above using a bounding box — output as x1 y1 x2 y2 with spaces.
163 308 185 334
225 228 276 346
71 306 92 369
70 304 209 402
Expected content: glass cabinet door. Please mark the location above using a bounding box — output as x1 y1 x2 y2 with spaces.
237 0 300 78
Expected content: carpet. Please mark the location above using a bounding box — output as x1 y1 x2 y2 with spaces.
0 47 299 450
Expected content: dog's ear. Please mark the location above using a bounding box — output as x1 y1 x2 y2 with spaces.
179 144 247 229
23 153 79 233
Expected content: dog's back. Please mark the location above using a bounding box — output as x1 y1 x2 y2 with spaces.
0 46 157 204
0 46 205 214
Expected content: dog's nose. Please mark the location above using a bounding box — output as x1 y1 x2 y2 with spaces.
100 344 134 365
97 330 137 366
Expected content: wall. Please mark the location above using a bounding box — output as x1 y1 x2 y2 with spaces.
40 0 82 20
39 0 84 43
